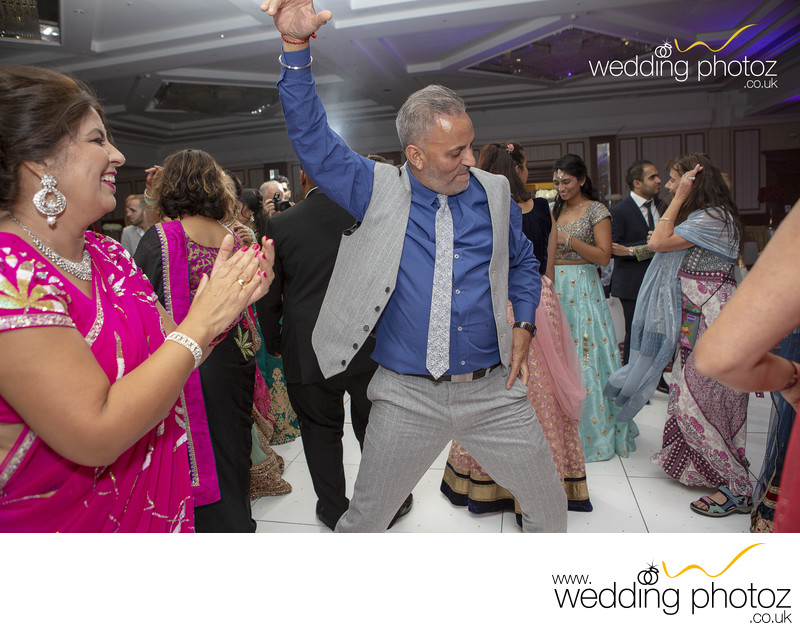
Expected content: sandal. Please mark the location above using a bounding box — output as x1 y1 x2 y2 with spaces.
690 485 752 518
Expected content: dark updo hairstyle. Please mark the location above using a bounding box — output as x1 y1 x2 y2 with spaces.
0 65 105 208
243 187 267 239
670 152 743 254
478 142 531 204
154 149 234 221
551 153 598 220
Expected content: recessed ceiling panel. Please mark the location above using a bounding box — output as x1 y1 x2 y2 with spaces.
469 26 654 81
153 82 279 116
381 21 508 65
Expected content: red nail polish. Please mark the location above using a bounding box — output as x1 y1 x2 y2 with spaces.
251 244 259 250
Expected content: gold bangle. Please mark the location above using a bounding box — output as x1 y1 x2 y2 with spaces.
565 233 572 249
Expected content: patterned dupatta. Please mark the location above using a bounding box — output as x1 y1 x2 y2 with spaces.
0 232 193 531
154 221 220 507
604 208 739 423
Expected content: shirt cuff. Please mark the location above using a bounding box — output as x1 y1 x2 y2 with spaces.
511 300 536 325
281 47 312 67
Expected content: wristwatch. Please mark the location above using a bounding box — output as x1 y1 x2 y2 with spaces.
513 321 536 336
628 247 634 257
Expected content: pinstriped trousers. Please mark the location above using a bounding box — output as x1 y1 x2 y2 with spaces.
335 365 567 532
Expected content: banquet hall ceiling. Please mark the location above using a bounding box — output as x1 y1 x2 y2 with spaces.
1 0 798 146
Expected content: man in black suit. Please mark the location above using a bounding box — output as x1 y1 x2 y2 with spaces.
610 160 661 365
259 168 411 530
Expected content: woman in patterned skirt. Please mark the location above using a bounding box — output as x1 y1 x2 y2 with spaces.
606 153 750 517
692 198 800 529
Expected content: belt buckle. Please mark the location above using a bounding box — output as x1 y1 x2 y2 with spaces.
450 371 474 383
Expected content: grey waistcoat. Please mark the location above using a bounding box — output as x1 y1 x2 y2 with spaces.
311 162 512 379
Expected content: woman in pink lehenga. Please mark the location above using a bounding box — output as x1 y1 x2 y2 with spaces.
441 142 589 520
0 66 274 532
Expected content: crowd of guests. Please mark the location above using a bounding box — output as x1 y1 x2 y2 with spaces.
1 0 798 532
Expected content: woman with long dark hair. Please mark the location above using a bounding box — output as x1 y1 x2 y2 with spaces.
552 154 636 462
441 142 590 517
605 152 751 517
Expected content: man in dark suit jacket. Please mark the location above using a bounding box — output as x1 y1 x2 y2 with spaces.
610 160 661 365
259 169 408 530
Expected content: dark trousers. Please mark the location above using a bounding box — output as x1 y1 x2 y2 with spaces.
620 297 637 366
287 368 374 523
194 337 256 533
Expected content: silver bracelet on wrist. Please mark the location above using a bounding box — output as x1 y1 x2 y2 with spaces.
278 53 313 70
166 331 203 369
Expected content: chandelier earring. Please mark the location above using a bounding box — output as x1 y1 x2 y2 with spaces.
33 174 67 227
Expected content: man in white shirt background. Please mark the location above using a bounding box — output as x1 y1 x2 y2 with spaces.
120 194 152 256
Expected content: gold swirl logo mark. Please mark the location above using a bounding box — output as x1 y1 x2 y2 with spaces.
674 23 757 53
662 543 764 579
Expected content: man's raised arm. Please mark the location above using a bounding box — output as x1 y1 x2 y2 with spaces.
262 0 373 220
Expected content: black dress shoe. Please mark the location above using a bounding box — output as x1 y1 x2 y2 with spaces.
315 502 342 531
387 494 413 530
656 375 669 394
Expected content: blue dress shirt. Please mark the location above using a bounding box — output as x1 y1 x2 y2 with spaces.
277 48 540 376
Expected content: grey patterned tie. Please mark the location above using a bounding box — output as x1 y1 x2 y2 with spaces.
425 194 453 379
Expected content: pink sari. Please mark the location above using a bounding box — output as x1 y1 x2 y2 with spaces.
0 232 193 532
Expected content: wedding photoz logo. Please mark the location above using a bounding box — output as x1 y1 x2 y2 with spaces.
552 543 792 623
588 23 778 89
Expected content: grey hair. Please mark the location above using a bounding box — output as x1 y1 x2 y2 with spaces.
395 84 466 150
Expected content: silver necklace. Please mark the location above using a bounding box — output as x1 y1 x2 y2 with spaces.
9 214 92 281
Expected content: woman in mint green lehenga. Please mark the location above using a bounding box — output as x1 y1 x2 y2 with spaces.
552 154 638 462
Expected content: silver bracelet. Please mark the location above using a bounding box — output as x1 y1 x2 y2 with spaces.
278 53 313 70
659 217 674 223
166 331 203 369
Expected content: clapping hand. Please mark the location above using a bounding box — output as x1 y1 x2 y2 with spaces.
261 0 332 40
193 235 276 335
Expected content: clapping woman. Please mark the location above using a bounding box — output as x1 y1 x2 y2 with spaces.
0 66 273 532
